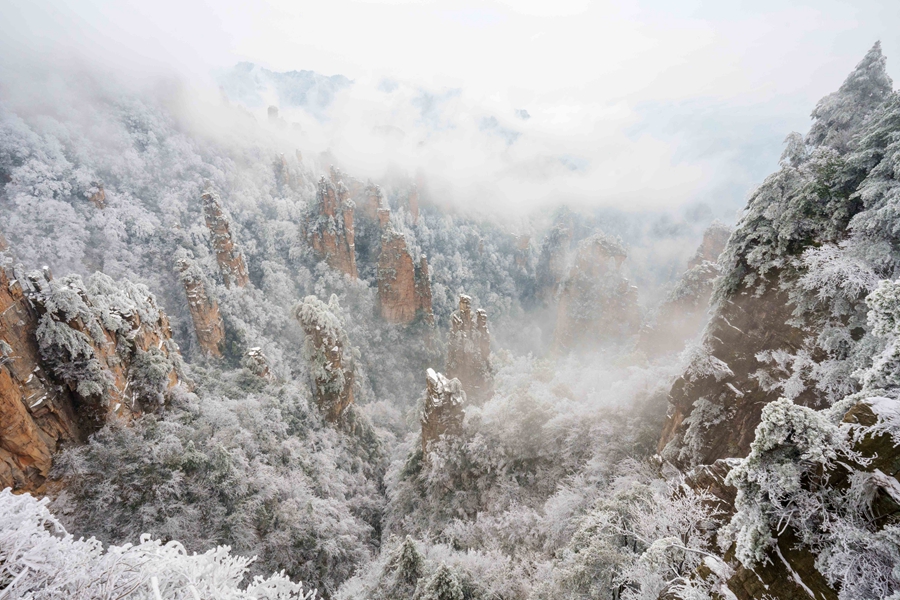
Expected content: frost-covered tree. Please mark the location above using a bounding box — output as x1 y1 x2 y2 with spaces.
50 371 382 596
418 563 464 600
807 41 893 150
0 488 317 599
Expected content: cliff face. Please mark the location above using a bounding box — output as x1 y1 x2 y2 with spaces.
177 258 226 358
553 234 640 353
361 183 387 223
0 268 78 491
640 222 732 358
654 44 900 599
330 166 365 201
659 43 895 470
675 397 900 600
276 153 296 190
295 295 355 423
414 256 433 325
0 267 183 491
377 229 434 325
406 185 420 222
535 223 572 305
514 235 531 270
420 368 465 453
447 295 493 404
202 188 249 288
307 177 358 278
688 221 731 269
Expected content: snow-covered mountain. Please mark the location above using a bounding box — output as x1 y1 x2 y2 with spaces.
2 42 900 600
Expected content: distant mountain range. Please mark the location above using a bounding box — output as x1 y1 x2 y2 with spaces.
216 62 352 119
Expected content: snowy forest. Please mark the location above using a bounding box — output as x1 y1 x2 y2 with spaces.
2 24 900 600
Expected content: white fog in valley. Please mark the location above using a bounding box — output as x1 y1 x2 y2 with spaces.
2 2 900 600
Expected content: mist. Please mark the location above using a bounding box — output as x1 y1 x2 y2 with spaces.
4 0 900 220
3 3 900 599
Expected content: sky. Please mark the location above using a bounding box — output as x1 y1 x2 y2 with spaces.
2 0 900 217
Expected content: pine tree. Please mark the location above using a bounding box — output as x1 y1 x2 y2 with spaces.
418 563 464 600
388 536 425 586
807 41 893 150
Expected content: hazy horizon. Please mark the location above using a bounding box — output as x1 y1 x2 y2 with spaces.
3 1 899 216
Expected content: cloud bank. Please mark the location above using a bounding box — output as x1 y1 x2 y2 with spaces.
2 0 899 218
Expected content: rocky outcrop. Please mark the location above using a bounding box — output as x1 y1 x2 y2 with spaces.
361 184 387 223
295 295 355 423
553 234 640 353
673 396 900 600
202 188 249 288
514 235 531 270
658 278 804 466
377 228 434 325
657 44 894 469
377 207 391 229
0 267 183 491
406 185 420 222
86 183 106 209
29 271 183 426
415 256 434 324
640 222 732 358
678 459 838 600
307 177 358 278
0 268 77 491
276 153 296 189
243 347 274 382
177 258 225 358
655 46 900 599
420 368 465 453
688 221 731 269
447 295 493 404
535 212 580 305
330 166 365 201
535 223 572 305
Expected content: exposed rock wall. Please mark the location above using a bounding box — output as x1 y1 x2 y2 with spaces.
295 295 355 423
202 188 249 288
32 272 182 425
640 222 732 358
377 229 434 325
329 166 365 200
658 278 805 466
688 221 731 269
553 234 640 352
535 223 572 305
243 347 274 382
420 368 465 454
514 235 531 270
406 185 420 222
678 458 838 600
674 396 900 600
361 184 387 223
177 258 225 358
447 295 493 403
0 267 183 491
0 268 77 491
307 177 358 278
276 153 296 189
658 45 895 469
414 255 434 326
